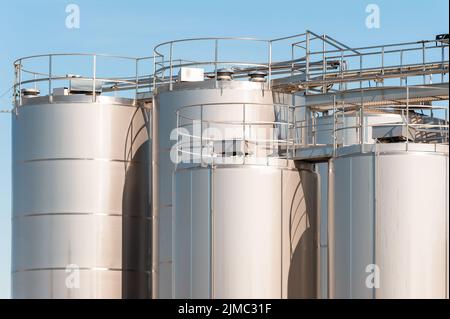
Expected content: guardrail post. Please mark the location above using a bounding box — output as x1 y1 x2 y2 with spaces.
306 32 310 93
268 42 272 90
359 88 364 146
135 58 139 105
17 61 22 107
214 39 219 89
406 85 410 151
49 55 53 103
152 52 157 92
322 35 326 93
200 104 204 166
92 55 97 103
242 103 246 165
169 42 174 91
333 95 336 157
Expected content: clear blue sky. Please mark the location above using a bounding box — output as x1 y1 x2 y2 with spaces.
0 0 448 299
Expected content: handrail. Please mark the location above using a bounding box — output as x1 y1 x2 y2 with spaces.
153 32 449 94
13 53 154 107
174 102 295 165
293 85 449 155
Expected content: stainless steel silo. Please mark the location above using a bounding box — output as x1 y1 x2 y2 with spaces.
153 73 320 298
11 54 151 299
327 143 448 299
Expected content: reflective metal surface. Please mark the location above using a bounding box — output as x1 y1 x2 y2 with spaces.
328 143 448 299
154 79 319 298
173 164 319 298
12 97 151 299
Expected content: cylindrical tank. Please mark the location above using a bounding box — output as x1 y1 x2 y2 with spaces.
153 79 319 298
328 143 448 298
12 94 151 298
174 162 319 298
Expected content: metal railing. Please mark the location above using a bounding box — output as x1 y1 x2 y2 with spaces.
172 86 448 165
153 31 449 95
293 85 449 157
174 102 295 166
152 31 349 91
300 37 449 91
13 53 154 107
174 93 448 165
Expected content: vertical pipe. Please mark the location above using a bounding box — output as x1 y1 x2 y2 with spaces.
327 159 335 299
151 97 160 299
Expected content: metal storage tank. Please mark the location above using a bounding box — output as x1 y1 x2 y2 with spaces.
173 161 319 298
152 38 320 298
156 81 320 299
11 54 151 298
328 143 448 299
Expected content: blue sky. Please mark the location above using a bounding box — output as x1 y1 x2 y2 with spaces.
0 0 448 299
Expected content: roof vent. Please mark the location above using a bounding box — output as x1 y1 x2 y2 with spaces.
21 88 40 97
248 71 267 82
217 68 234 81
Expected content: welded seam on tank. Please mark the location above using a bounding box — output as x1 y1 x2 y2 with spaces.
12 267 152 273
13 212 152 220
17 157 147 164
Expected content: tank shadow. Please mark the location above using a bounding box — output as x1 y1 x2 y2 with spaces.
287 170 318 299
121 106 152 299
